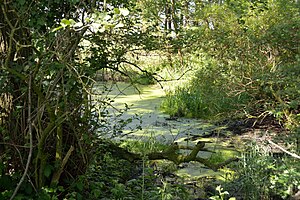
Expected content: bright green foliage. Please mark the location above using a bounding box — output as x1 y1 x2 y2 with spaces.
161 55 251 119
209 185 236 200
61 140 190 200
1 0 300 199
226 143 300 200
161 0 300 128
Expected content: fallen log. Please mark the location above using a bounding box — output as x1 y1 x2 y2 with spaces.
107 140 239 171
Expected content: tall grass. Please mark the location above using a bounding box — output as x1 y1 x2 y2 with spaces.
226 143 300 200
160 56 252 120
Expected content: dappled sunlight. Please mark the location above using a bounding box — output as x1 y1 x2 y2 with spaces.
177 162 221 178
2 0 299 199
96 82 240 180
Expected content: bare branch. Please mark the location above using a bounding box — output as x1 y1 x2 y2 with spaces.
10 74 33 200
268 140 300 159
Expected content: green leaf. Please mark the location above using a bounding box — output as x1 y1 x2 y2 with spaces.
44 165 53 178
17 0 25 5
0 175 13 190
60 18 75 28
76 182 84 191
70 0 80 4
92 189 101 198
85 17 91 22
37 18 45 26
114 8 120 14
61 18 71 27
69 19 76 25
52 26 63 32
216 185 221 192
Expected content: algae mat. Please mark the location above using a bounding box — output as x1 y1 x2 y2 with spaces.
94 82 238 178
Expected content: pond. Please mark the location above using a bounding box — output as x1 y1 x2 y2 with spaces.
94 81 239 179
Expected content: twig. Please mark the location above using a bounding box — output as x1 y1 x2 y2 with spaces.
0 142 31 148
117 60 164 88
0 142 37 193
10 74 33 199
267 140 300 159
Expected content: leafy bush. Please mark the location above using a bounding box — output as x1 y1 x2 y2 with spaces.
227 143 300 200
161 0 300 132
161 55 251 119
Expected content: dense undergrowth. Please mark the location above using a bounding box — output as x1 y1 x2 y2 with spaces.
160 1 300 129
1 0 299 199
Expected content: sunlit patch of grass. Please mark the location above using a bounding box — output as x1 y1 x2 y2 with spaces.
217 167 235 182
160 84 246 120
209 150 237 165
120 137 167 155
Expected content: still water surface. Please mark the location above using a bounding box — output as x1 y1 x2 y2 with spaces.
94 82 238 178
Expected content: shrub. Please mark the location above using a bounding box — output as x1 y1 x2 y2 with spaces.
227 143 300 200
